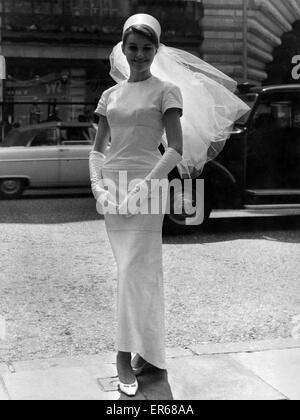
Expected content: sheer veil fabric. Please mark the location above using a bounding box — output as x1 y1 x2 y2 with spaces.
110 41 250 177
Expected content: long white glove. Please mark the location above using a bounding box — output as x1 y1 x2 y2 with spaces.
89 151 118 213
119 147 182 216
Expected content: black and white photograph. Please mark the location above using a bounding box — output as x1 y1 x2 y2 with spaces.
0 0 299 404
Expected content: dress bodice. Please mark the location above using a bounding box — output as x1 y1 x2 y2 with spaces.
95 76 183 170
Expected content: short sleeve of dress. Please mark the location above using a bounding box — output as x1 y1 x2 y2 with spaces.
162 84 183 117
95 89 110 117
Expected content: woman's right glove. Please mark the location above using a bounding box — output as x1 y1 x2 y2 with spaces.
89 151 118 214
119 147 182 217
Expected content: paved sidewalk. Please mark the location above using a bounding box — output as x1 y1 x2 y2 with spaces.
1 339 299 400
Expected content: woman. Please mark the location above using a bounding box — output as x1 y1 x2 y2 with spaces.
90 14 183 397
90 14 250 397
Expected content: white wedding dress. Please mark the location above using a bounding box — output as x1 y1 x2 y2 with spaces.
95 75 183 369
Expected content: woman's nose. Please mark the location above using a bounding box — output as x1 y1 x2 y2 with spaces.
136 50 145 59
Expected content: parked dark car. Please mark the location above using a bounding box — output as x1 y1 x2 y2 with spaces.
165 83 300 231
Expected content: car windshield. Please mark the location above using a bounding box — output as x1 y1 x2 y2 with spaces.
235 93 258 125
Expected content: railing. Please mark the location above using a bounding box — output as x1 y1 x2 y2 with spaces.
2 0 125 16
3 14 124 36
3 15 202 40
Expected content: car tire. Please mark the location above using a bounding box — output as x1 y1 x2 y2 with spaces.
163 184 213 235
0 179 26 199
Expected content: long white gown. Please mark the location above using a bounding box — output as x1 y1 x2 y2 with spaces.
95 75 183 369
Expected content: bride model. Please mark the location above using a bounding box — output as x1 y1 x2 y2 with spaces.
89 13 249 397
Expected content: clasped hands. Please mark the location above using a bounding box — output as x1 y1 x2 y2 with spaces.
96 178 152 218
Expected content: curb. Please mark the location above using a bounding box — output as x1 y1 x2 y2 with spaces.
1 338 299 373
1 339 300 400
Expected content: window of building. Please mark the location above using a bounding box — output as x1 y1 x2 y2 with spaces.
16 1 33 13
101 0 123 16
34 1 52 14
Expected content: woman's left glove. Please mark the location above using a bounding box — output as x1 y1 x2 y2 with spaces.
119 147 182 217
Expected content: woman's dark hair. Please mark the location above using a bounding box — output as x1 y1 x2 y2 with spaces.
122 24 159 49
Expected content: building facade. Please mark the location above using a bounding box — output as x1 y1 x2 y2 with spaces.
0 0 300 138
0 0 203 135
202 0 300 84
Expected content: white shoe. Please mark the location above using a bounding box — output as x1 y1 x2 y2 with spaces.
118 378 139 397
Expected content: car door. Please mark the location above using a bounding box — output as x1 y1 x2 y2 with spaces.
24 127 60 187
245 91 299 191
58 125 94 186
282 92 300 188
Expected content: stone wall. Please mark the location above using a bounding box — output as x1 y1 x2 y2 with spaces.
202 0 300 84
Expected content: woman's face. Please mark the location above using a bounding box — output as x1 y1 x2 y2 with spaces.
122 32 157 75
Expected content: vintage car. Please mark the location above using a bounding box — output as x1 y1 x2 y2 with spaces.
0 122 96 198
165 83 300 231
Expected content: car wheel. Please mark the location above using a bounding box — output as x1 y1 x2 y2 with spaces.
0 179 26 199
163 184 212 235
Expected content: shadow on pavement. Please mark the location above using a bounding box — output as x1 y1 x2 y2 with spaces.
1 194 300 246
118 366 173 401
164 215 300 245
0 195 102 224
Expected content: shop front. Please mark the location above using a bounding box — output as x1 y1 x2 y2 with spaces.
1 58 111 140
0 0 204 142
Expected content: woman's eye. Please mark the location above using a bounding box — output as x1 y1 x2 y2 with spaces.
128 46 152 52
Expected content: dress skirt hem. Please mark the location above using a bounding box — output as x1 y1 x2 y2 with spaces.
102 169 168 370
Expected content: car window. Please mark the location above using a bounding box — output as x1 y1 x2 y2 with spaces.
60 126 95 146
30 129 59 147
252 93 296 130
252 92 300 128
290 93 300 129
